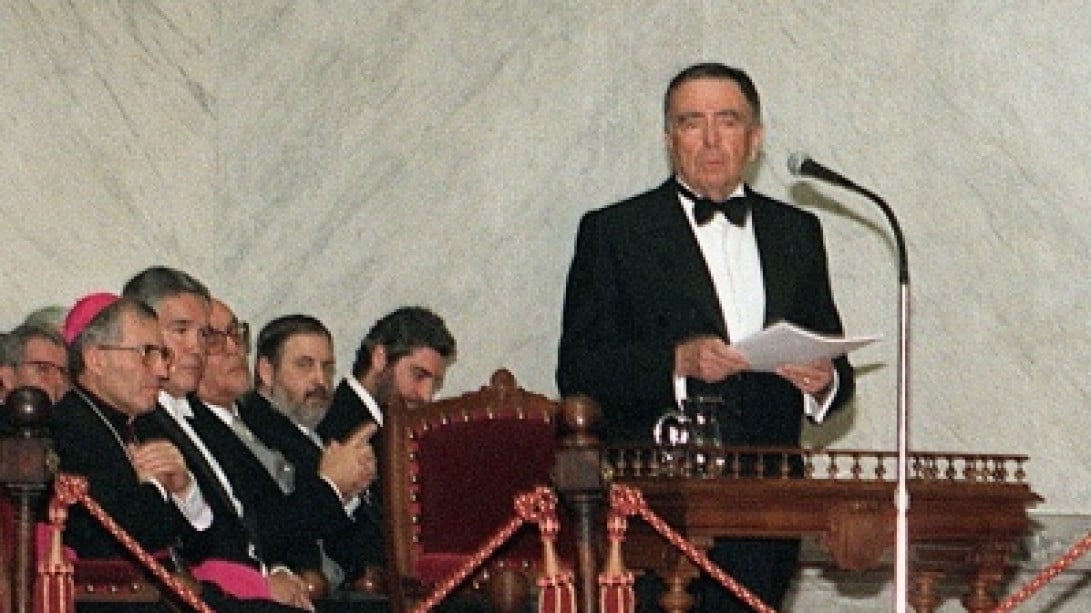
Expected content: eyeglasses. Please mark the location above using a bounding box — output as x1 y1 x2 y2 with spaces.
17 360 70 379
205 321 251 355
98 344 175 368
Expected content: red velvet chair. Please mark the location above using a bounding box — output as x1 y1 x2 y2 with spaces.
381 369 573 612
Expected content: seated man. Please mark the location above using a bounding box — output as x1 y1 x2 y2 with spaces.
316 307 456 571
238 315 377 591
51 293 214 612
194 298 378 595
190 298 323 578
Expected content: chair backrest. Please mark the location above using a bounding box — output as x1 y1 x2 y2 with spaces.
381 368 568 607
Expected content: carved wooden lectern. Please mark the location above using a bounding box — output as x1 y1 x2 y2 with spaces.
553 397 1042 613
607 446 1040 612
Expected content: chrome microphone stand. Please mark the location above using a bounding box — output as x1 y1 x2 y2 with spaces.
789 154 911 612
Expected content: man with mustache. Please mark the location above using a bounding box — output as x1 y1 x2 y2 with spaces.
238 315 377 593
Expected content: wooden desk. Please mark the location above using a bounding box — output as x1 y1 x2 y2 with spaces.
605 446 1041 612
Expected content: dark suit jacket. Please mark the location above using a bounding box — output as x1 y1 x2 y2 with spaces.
49 387 193 560
557 179 855 445
320 379 384 566
317 378 376 444
185 396 322 572
236 390 378 582
134 401 264 570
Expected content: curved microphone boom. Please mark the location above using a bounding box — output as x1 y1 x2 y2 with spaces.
788 152 908 283
788 151 912 613
787 151 863 192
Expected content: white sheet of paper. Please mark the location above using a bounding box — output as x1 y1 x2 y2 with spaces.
732 321 880 372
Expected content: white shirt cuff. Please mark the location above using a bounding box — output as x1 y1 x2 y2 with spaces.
170 473 213 531
804 369 841 424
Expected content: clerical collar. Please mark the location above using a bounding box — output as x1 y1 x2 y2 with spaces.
73 385 134 432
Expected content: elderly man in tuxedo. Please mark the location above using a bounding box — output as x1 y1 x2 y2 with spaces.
557 63 856 611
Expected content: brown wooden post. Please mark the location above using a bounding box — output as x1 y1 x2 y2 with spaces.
552 394 604 613
0 387 56 613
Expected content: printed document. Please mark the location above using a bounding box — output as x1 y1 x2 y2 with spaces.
733 321 879 371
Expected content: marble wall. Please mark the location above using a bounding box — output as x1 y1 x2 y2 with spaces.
2 1 1088 609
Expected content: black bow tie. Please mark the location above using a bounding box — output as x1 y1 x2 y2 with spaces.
675 180 749 227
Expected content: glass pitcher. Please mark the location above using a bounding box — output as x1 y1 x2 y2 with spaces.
652 395 724 473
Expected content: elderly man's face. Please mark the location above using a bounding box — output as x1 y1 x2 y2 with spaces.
91 311 171 416
1 337 69 403
665 77 762 202
155 293 210 397
197 299 250 408
261 333 335 429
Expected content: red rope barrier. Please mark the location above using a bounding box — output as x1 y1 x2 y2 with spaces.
47 473 213 613
990 529 1091 612
599 507 636 613
609 483 777 613
412 486 567 613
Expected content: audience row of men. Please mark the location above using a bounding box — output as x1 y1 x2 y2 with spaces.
2 266 456 612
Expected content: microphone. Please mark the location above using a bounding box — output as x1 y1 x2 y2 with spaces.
786 151 907 282
788 149 912 613
787 151 862 192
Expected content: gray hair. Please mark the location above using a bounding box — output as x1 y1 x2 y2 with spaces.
122 266 211 311
1 323 65 366
23 305 68 332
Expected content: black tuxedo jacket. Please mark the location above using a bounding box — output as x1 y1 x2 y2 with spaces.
185 396 322 571
236 390 378 581
321 379 383 566
134 401 264 569
557 179 855 445
49 388 192 560
317 378 377 444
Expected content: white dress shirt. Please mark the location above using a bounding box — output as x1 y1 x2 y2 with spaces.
671 180 838 423
158 391 245 517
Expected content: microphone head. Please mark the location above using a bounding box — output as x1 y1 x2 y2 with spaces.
787 151 810 176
